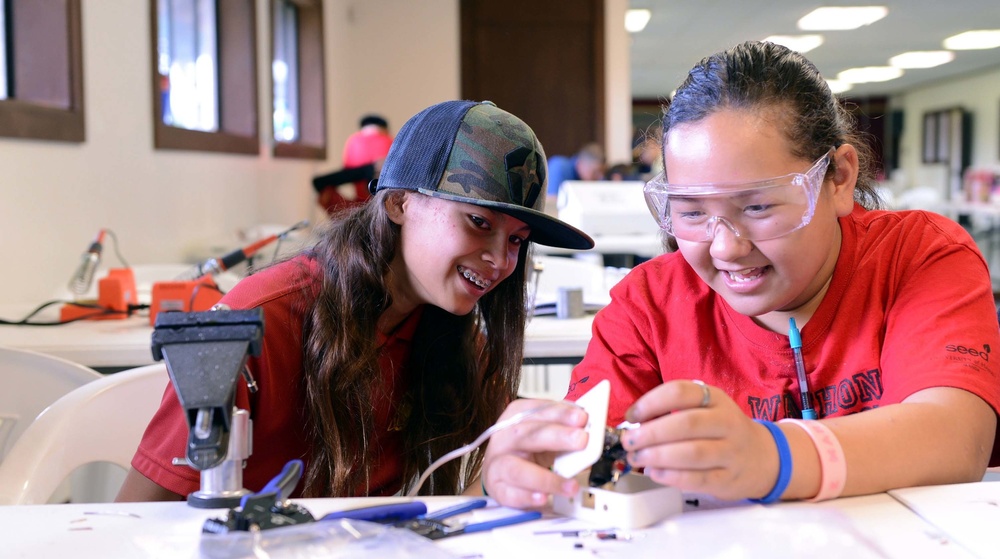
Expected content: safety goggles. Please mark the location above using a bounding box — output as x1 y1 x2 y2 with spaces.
643 150 834 242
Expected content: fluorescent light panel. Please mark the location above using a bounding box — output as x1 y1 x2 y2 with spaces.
889 51 954 69
798 6 888 31
837 66 903 83
764 34 824 53
625 9 651 33
826 79 853 94
943 30 1000 50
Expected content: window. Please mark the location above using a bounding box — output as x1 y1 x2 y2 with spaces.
1 0 8 100
157 0 218 131
271 0 325 159
272 1 297 142
152 0 258 155
0 0 85 142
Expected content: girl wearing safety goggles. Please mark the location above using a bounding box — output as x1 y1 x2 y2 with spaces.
483 40 1000 507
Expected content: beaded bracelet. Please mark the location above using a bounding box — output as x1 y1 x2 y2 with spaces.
750 420 793 504
779 418 846 502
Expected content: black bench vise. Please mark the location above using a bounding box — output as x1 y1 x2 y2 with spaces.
151 308 263 508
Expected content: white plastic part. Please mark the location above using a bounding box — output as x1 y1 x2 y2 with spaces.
552 379 609 478
553 472 684 529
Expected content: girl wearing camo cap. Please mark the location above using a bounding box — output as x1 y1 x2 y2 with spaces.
117 100 593 501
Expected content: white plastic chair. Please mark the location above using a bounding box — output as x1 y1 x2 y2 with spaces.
0 346 103 462
0 362 168 505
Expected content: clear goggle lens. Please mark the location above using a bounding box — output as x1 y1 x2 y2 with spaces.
643 151 832 242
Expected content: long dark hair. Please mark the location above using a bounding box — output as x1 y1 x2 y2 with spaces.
662 40 883 210
300 189 527 497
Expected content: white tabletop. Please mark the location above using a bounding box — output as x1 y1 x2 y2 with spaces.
2 487 980 559
535 234 665 258
523 314 593 362
0 310 594 370
890 481 1000 558
0 310 155 370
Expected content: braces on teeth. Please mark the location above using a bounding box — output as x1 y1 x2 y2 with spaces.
460 267 491 289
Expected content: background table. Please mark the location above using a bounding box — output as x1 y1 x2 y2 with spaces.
535 233 665 262
0 310 595 373
0 310 155 373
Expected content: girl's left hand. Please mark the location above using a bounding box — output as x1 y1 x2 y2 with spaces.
619 379 780 501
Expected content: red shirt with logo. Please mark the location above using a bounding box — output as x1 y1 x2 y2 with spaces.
567 205 1000 465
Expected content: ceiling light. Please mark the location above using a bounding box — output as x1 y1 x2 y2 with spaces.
943 30 1000 50
625 9 651 33
798 6 888 31
764 34 824 53
889 51 955 69
826 79 853 94
837 66 903 83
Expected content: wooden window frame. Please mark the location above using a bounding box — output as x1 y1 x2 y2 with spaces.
151 0 259 155
0 0 85 143
271 0 325 160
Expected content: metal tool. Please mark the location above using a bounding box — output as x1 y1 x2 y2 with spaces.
202 460 539 542
202 460 315 534
151 308 264 509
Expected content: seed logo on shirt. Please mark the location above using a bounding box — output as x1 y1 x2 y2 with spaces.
945 343 990 362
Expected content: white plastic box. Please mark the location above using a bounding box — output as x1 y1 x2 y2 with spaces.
553 473 683 529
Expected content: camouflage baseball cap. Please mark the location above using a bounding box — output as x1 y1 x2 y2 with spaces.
370 100 594 250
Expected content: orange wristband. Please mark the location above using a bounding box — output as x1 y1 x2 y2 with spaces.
779 419 846 501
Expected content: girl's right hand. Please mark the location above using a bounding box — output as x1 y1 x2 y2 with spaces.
481 398 589 508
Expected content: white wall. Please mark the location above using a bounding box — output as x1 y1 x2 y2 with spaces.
322 0 461 164
0 0 461 307
890 66 1000 198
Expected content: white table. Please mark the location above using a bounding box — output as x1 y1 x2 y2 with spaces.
0 310 595 372
1 488 978 559
536 233 666 259
523 314 593 365
0 310 155 372
890 481 1000 558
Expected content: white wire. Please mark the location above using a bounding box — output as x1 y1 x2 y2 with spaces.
406 401 564 497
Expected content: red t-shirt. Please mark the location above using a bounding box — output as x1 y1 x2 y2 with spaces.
567 205 1000 465
341 128 393 203
132 255 422 497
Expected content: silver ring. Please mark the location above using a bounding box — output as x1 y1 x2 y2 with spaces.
692 379 710 408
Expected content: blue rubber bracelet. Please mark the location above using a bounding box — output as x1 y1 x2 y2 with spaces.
481 476 489 497
749 420 792 504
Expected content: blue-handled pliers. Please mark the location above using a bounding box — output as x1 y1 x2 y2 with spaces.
202 459 314 534
203 460 541 540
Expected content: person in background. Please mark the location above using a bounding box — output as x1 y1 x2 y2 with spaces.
116 100 593 501
633 126 663 179
481 40 1000 508
605 162 637 181
545 142 606 212
314 114 394 216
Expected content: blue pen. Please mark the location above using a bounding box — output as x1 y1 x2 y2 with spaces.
788 318 817 420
